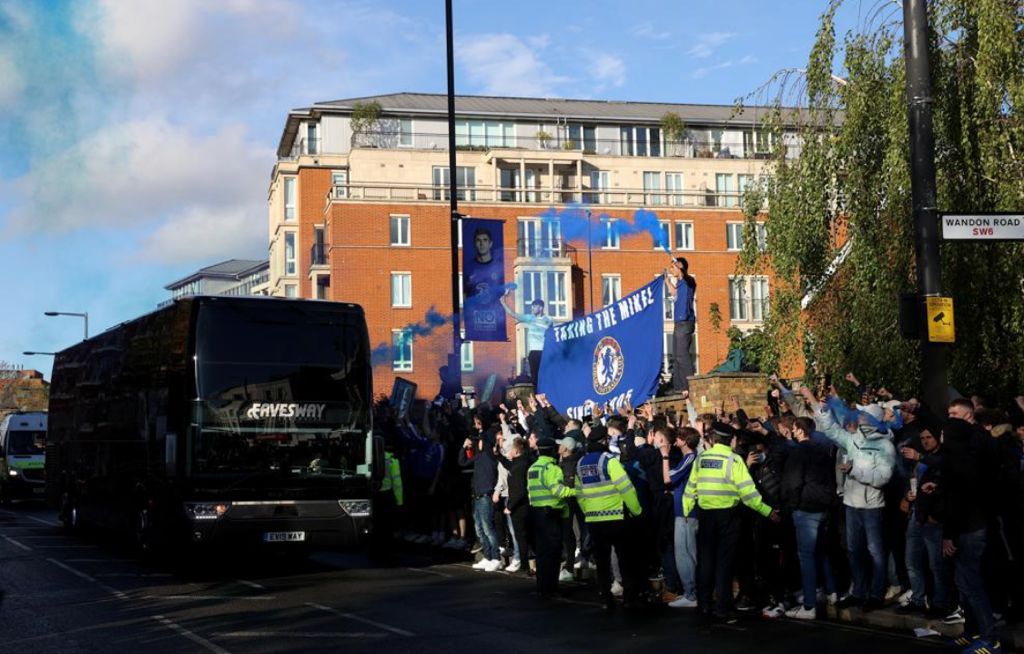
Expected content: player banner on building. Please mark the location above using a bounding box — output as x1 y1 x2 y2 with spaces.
538 277 665 420
462 218 507 341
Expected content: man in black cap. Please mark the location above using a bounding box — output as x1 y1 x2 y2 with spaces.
527 435 576 597
575 425 644 609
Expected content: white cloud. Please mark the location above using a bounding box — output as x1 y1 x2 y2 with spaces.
8 118 270 264
590 53 626 89
631 21 671 40
0 48 23 107
0 0 32 30
687 32 736 59
457 33 571 96
137 206 265 264
690 54 759 80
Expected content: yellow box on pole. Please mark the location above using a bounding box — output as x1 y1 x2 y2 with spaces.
925 297 955 343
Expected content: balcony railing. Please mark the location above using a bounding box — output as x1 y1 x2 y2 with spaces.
284 137 322 160
345 130 800 160
310 243 328 267
325 182 755 209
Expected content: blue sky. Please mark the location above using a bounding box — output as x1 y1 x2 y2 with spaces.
0 0 881 372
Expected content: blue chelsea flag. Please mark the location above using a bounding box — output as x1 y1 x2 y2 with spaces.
537 277 665 419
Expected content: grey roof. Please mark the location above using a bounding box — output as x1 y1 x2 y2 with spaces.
165 259 268 291
308 92 798 125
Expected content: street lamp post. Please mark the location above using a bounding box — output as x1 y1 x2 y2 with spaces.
44 311 88 340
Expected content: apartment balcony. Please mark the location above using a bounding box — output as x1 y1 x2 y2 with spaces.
514 238 577 266
283 137 322 160
325 182 750 210
348 130 799 160
309 243 328 269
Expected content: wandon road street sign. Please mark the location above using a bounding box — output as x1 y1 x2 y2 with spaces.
942 213 1024 241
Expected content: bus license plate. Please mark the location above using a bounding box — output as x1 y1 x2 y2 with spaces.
263 531 305 543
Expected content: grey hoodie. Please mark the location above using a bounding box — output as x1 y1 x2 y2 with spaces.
814 406 896 509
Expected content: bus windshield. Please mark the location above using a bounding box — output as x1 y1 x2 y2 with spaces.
7 431 46 456
192 301 372 478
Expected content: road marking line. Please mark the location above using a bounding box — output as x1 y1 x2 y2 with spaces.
23 515 61 527
45 557 130 600
153 615 231 654
307 602 415 637
2 535 32 551
405 566 453 578
143 595 277 601
236 579 265 589
213 631 386 639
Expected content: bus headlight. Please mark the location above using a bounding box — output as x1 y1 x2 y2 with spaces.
185 502 230 520
338 499 371 517
8 468 19 477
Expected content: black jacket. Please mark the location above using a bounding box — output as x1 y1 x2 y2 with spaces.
500 454 530 513
459 443 498 496
781 439 836 513
940 419 992 539
912 450 944 525
559 449 583 487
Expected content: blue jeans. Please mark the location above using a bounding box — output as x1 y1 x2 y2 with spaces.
906 519 951 609
673 516 698 600
845 506 886 600
955 528 996 641
507 513 520 562
793 510 836 609
473 495 500 561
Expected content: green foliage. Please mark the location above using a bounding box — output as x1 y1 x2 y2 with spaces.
744 0 1024 402
660 112 687 141
350 101 383 146
726 327 777 374
708 302 723 332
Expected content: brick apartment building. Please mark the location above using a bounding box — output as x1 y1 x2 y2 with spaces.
267 93 800 399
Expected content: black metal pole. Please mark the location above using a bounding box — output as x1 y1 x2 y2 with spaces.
902 0 946 414
445 0 462 389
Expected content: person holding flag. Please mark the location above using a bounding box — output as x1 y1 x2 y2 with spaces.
664 257 697 397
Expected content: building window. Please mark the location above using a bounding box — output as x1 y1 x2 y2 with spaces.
390 215 410 246
655 221 670 250
601 218 620 249
729 276 770 323
518 218 562 257
391 272 412 308
662 330 674 377
392 329 413 371
518 270 568 319
284 177 296 220
432 166 476 201
306 123 318 155
665 172 684 206
663 276 675 320
643 171 663 206
620 126 661 157
586 170 610 204
566 123 597 152
755 223 767 251
726 223 744 251
454 120 515 148
716 173 737 208
284 232 296 275
500 168 538 202
675 222 694 250
331 171 347 199
284 284 297 298
602 274 622 307
399 119 413 147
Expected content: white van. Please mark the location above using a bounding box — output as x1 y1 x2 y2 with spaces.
0 411 47 502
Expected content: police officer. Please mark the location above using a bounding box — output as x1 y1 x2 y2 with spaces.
575 425 643 610
681 422 778 621
528 436 576 597
372 448 404 561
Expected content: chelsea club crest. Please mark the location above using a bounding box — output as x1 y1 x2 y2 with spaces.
592 336 625 395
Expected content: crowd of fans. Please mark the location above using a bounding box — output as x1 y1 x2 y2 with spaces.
375 375 1024 652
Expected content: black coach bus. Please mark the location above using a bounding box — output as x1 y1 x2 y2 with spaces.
47 296 381 552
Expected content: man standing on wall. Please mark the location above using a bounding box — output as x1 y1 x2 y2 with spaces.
501 289 553 385
664 257 697 397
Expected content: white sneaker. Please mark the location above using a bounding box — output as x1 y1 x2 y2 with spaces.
884 585 904 601
573 559 584 570
484 559 504 572
610 580 624 597
505 559 521 573
762 603 786 619
668 596 698 608
826 592 838 606
471 559 489 570
558 568 574 583
898 589 914 607
786 606 817 620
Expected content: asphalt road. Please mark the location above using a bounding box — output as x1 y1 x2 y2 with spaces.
0 502 946 653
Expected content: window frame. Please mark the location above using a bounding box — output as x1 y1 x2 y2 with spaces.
392 329 413 372
283 177 296 221
601 274 622 307
675 221 694 251
283 231 296 276
389 214 411 247
600 217 620 250
390 272 412 308
726 222 744 251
